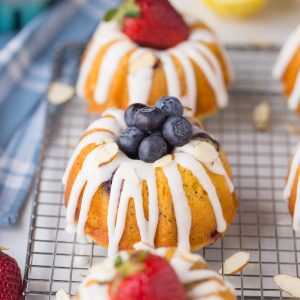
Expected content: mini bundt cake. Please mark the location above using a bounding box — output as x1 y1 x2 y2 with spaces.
284 142 300 231
76 0 233 118
69 244 236 300
62 97 238 257
273 25 300 114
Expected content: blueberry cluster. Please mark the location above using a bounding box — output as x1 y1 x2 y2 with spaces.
117 96 193 163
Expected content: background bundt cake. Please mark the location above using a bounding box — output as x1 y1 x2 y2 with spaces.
62 97 238 257
69 245 236 300
76 0 233 118
273 25 300 114
284 142 300 232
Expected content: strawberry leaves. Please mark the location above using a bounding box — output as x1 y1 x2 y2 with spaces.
104 0 141 25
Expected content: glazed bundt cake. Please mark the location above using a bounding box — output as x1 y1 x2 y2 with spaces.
69 244 236 300
284 142 300 232
273 25 300 114
76 0 233 118
62 97 238 257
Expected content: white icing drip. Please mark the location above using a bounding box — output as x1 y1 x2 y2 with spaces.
163 162 192 251
76 153 124 242
159 52 181 98
284 143 300 200
94 40 136 104
170 48 197 116
175 153 227 233
180 42 227 108
284 143 300 232
288 71 300 111
191 41 228 107
190 29 216 43
293 176 300 232
87 117 120 135
107 161 158 257
206 158 234 193
76 22 125 99
188 282 225 299
273 25 300 79
128 49 154 104
102 107 127 130
80 284 109 300
62 131 114 185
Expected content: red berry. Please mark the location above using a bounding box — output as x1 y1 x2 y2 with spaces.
109 251 187 300
123 0 189 49
0 250 22 300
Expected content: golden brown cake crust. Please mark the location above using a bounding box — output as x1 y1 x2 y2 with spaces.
65 144 238 252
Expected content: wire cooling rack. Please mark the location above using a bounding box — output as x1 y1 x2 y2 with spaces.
23 47 300 299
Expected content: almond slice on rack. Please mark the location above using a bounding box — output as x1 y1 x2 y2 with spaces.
218 252 250 275
194 142 219 165
96 142 119 167
48 82 75 105
129 51 157 74
152 154 174 168
253 101 271 131
273 274 300 297
56 289 70 300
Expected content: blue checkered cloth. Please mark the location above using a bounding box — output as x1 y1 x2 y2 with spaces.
0 0 120 227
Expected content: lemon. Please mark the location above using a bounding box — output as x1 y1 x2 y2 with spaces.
203 0 267 18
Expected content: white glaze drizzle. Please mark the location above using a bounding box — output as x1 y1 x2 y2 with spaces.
128 49 155 104
63 108 234 256
159 52 181 98
77 21 232 114
273 25 300 112
76 22 126 99
76 246 235 300
284 142 300 231
94 40 136 104
163 162 192 250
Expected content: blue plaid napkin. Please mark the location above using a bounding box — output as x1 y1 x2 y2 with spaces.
0 0 120 227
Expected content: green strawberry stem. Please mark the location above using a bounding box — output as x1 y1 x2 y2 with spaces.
104 0 141 27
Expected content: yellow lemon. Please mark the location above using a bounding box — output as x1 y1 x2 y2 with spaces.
203 0 267 18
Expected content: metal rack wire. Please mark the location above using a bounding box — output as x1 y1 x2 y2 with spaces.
23 47 300 299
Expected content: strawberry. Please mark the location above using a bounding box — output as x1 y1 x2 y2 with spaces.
104 0 189 50
109 250 187 300
0 246 22 300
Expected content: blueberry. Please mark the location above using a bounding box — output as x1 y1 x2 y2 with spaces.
138 135 168 163
156 96 184 117
134 106 165 131
162 116 193 147
192 131 220 151
117 127 146 158
125 103 146 127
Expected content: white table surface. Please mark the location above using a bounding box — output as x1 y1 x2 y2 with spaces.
1 0 300 278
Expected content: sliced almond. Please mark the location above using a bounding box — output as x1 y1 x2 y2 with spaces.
194 142 219 165
96 142 119 167
121 164 140 186
47 82 75 105
152 154 174 168
56 289 70 300
129 51 157 74
253 101 271 131
273 274 300 297
218 252 250 275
